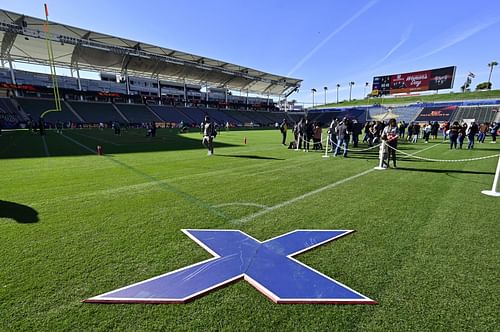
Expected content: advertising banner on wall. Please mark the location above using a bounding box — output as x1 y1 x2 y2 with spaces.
414 105 458 122
372 66 456 96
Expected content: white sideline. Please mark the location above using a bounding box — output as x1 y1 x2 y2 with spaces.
232 143 442 225
61 133 96 153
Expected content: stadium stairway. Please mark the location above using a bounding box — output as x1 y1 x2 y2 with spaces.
111 103 130 123
116 103 163 124
63 101 85 122
16 97 83 124
450 106 498 123
148 105 194 124
68 101 125 123
495 110 500 123
144 105 165 122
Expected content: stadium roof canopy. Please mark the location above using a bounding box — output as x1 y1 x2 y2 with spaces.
0 9 301 96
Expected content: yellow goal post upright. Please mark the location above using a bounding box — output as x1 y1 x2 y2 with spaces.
40 3 62 119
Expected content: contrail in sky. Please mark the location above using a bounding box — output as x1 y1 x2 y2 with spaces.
372 24 413 67
287 0 379 77
415 17 500 60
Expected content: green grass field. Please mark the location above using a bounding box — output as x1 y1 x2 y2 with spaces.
1 128 499 331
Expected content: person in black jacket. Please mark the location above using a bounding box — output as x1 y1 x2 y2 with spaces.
449 121 461 149
279 119 288 145
467 121 479 149
303 119 313 151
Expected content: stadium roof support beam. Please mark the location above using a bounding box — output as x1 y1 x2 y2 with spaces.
0 15 24 59
0 9 302 96
70 31 90 70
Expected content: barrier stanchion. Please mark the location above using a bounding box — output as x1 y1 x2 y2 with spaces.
374 140 387 170
481 154 500 197
322 133 330 158
295 134 301 152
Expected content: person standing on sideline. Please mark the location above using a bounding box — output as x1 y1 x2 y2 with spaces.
279 119 288 145
458 122 467 149
467 121 478 149
56 121 63 134
449 121 461 149
313 122 323 150
39 117 45 136
478 123 488 143
351 119 361 148
490 122 499 143
412 122 420 143
442 121 450 141
431 121 439 140
334 118 348 157
202 115 216 155
329 118 338 150
398 121 406 140
423 122 432 143
303 119 313 151
382 118 399 168
151 122 157 138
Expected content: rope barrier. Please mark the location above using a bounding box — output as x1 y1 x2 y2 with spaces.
328 138 381 153
385 144 500 163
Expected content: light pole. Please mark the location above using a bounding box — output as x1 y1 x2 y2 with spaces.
364 82 369 98
323 86 328 105
336 84 340 103
311 88 317 108
487 61 498 89
348 81 355 101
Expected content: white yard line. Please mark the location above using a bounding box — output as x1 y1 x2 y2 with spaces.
232 169 374 224
41 136 50 157
70 131 122 146
61 133 96 153
231 143 442 225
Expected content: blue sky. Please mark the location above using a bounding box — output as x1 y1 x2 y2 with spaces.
1 0 499 104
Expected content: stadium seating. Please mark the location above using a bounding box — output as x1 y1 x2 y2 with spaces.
367 106 422 123
148 105 194 124
204 108 238 124
68 101 125 123
0 97 24 127
16 97 82 124
223 110 256 125
450 106 499 124
115 103 162 123
178 107 208 124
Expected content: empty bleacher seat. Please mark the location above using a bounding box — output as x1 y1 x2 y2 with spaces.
16 97 82 123
68 101 124 123
115 104 161 123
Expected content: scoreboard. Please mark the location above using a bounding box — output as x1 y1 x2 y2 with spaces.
372 66 456 96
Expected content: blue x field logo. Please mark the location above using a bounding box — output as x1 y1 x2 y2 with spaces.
85 229 376 304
